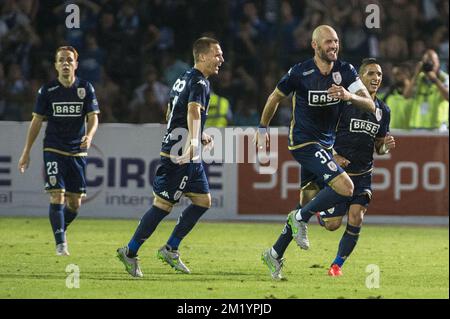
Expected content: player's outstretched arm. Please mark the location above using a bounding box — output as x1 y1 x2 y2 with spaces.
81 113 99 149
254 88 286 149
18 115 43 173
328 84 375 113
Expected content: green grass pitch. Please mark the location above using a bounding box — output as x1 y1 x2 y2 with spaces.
0 217 448 299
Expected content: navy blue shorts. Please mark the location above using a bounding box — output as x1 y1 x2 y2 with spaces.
331 172 373 217
43 151 87 195
153 156 209 204
290 144 345 189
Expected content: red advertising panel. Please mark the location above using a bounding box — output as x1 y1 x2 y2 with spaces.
238 134 449 216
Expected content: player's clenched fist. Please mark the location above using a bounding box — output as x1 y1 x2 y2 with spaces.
80 135 92 149
18 153 30 174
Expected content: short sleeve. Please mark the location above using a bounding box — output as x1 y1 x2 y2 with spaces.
188 79 208 107
32 86 47 118
85 82 100 115
276 64 301 96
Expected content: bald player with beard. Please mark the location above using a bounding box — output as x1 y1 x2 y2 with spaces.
257 25 375 280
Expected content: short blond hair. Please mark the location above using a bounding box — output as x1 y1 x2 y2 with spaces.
55 46 79 61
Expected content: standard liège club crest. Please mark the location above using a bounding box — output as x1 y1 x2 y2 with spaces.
49 175 57 187
375 108 383 122
332 71 342 85
77 88 86 99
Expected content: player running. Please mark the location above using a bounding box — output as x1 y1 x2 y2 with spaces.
316 58 395 276
116 37 224 277
257 25 375 280
18 46 100 256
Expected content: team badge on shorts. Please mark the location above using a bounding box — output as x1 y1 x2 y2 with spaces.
49 175 57 187
174 190 182 201
332 72 342 85
327 161 338 172
77 88 86 99
375 108 383 122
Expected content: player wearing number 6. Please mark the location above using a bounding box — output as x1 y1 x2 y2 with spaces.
117 37 224 277
17 46 100 256
257 25 375 280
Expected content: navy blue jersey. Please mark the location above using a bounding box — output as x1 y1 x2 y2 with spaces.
277 59 365 149
334 97 391 174
161 68 210 155
33 78 100 155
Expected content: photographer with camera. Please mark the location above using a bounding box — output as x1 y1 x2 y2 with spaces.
404 49 449 130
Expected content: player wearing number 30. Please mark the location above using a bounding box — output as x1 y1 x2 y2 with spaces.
257 25 376 280
18 46 100 256
117 37 224 277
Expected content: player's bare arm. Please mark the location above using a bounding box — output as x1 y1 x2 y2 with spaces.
18 115 43 173
375 134 396 155
328 84 375 113
255 88 286 149
81 113 99 149
177 102 202 164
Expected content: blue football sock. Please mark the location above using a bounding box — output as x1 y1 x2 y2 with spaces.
127 206 168 257
333 224 361 267
272 222 293 258
297 186 350 223
167 204 208 250
49 203 65 244
63 206 78 231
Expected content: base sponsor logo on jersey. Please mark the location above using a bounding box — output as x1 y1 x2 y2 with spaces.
49 176 57 187
52 102 84 117
350 118 380 137
332 72 342 85
323 173 331 180
308 91 340 106
77 88 86 99
327 161 338 172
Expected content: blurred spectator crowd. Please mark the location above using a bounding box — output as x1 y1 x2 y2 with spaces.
0 0 448 130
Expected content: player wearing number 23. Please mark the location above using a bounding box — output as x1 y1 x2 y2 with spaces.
18 46 100 256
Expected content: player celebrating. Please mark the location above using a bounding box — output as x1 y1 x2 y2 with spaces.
257 25 375 280
316 58 395 276
117 37 224 277
18 46 100 256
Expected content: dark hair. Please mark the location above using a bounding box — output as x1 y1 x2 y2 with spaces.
193 37 219 63
55 46 79 62
359 58 379 75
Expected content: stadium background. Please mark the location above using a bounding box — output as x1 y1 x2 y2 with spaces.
0 0 448 225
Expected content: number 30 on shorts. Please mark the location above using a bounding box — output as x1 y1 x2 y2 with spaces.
46 161 58 175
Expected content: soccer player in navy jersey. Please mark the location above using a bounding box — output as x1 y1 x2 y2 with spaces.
18 46 100 256
316 58 395 276
257 25 376 280
117 37 224 277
